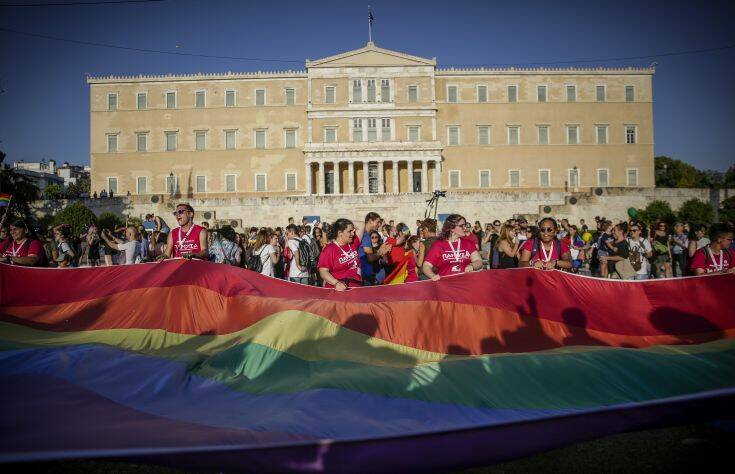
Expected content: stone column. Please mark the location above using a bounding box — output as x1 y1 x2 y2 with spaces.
392 160 399 194
421 160 429 193
363 161 370 194
333 162 341 195
318 161 325 195
377 161 384 194
407 160 414 193
433 159 441 191
304 162 312 195
347 161 354 194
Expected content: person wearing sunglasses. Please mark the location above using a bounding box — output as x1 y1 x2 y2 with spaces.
422 214 483 281
689 224 735 275
518 218 572 270
626 224 653 280
159 203 209 261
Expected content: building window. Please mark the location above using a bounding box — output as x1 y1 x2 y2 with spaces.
537 85 547 102
136 177 147 194
596 125 608 145
626 125 637 144
367 79 376 102
627 168 638 186
136 132 147 152
408 85 418 103
255 89 266 106
477 125 489 145
166 91 176 109
225 174 236 192
479 170 491 188
255 174 267 192
195 90 205 108
566 85 577 102
367 118 377 142
285 173 297 191
352 79 362 102
107 177 118 194
449 170 461 188
448 126 460 146
625 85 635 102
325 86 335 104
509 170 520 187
196 175 206 193
195 131 206 151
596 85 606 102
507 85 517 103
381 118 391 141
136 92 147 110
539 169 550 187
537 125 549 145
568 168 580 187
166 175 177 194
597 169 609 187
284 129 296 148
324 127 337 143
165 132 177 151
352 118 363 141
380 79 390 102
225 130 236 150
447 85 458 103
107 133 118 153
567 125 579 145
507 126 520 145
255 130 266 149
225 90 236 107
408 125 420 142
477 85 488 103
285 87 295 105
107 93 117 111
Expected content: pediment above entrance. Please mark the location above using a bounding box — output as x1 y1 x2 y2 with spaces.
307 42 436 68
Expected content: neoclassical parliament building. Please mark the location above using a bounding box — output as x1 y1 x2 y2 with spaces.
89 42 654 199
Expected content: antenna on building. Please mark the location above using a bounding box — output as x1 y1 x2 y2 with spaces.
368 6 374 44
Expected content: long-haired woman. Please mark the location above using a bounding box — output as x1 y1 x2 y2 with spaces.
494 224 519 269
252 229 280 277
421 214 483 281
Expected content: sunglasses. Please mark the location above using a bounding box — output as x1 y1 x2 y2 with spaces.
173 209 188 216
630 228 640 232
540 227 555 233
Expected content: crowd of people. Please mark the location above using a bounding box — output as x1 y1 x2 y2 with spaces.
1 202 733 288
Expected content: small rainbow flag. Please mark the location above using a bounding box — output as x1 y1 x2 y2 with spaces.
1 261 734 471
0 194 11 207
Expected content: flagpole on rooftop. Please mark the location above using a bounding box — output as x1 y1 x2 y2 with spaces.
368 6 373 43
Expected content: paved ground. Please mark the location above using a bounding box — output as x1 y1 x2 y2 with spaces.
4 423 734 473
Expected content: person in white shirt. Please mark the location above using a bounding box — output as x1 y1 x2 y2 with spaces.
251 229 280 277
286 224 309 284
101 226 141 265
627 224 653 280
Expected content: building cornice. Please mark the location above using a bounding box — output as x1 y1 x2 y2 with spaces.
87 70 307 84
436 66 655 76
303 140 442 156
307 42 436 68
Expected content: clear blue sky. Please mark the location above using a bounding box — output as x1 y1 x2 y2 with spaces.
0 0 733 170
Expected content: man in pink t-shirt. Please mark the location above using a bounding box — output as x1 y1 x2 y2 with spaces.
689 226 734 275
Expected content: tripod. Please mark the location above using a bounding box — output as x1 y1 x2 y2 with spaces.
424 191 445 220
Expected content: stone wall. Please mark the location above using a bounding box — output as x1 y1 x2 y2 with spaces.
31 187 733 230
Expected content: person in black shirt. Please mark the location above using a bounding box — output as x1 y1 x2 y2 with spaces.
599 223 632 279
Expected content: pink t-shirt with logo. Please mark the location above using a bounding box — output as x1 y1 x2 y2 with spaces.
172 224 204 258
3 239 43 259
520 238 571 263
689 247 734 273
424 236 477 276
317 235 362 288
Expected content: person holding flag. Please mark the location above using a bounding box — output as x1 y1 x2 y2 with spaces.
159 203 209 261
2 219 43 266
422 214 483 281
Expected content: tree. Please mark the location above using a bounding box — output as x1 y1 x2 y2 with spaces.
723 166 735 188
636 200 675 226
720 196 735 224
654 156 708 188
44 184 62 199
52 201 97 236
76 176 91 195
0 151 41 222
97 211 123 231
126 216 142 228
677 199 714 225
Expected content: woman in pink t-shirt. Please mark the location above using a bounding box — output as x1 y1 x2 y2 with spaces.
421 214 483 281
317 218 366 291
518 217 573 270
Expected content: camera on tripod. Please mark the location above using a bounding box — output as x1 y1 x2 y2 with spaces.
425 190 447 219
432 190 447 198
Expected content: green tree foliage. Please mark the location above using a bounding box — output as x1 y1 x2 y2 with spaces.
126 216 142 228
97 211 123 231
654 156 709 188
636 200 675 226
0 151 41 222
677 199 714 225
52 201 97 236
720 196 735 224
723 166 735 188
44 184 62 199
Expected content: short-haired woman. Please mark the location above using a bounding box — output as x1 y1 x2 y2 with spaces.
518 218 573 270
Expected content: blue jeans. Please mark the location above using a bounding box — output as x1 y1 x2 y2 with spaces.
288 277 309 285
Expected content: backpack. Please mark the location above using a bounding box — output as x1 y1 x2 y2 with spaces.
308 237 321 267
491 249 501 269
247 247 266 273
529 238 562 262
626 238 643 272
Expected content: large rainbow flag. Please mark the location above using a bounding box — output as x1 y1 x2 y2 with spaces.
1 260 734 472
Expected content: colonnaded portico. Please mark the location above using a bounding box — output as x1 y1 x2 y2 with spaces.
303 141 442 195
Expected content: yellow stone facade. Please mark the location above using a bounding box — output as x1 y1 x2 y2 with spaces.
88 42 654 198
